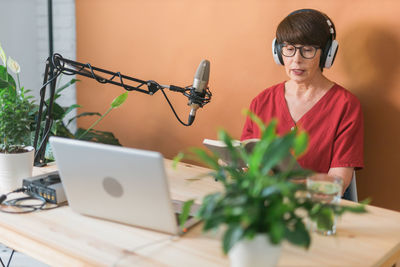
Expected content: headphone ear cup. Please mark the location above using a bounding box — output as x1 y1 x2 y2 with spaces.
324 39 338 69
272 38 284 65
319 39 331 68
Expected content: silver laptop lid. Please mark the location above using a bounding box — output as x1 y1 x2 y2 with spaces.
49 137 179 235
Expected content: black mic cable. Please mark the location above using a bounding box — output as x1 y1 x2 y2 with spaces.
0 187 48 214
0 187 27 205
158 85 211 126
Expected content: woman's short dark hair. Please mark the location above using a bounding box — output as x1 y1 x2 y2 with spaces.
276 9 335 49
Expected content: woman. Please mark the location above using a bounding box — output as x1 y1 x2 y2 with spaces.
241 9 364 195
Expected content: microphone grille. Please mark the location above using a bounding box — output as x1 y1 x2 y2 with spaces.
195 59 210 81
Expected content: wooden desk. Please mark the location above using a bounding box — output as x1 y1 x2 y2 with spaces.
0 161 399 266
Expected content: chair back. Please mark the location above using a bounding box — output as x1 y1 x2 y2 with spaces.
343 171 358 202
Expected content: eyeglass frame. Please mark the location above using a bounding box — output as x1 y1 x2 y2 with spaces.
281 43 320 59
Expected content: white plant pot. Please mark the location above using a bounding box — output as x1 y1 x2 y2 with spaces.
0 146 34 194
228 234 281 267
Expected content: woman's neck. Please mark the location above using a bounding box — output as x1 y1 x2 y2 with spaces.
285 74 334 99
283 74 335 123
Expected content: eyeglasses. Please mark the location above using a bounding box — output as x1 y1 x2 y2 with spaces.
281 44 320 59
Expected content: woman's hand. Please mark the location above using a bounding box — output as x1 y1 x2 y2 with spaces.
328 167 354 194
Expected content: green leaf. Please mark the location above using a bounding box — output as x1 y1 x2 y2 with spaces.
359 198 371 205
202 214 224 231
270 221 285 244
293 131 309 156
51 123 74 139
0 65 16 89
189 147 220 170
316 207 334 231
110 92 128 109
179 199 194 230
260 118 277 142
285 220 310 248
198 193 221 219
46 102 66 120
172 152 184 169
260 132 296 175
217 129 245 168
0 79 34 152
222 225 244 254
62 104 82 119
242 109 266 132
74 128 122 146
67 111 101 126
56 78 79 94
282 169 314 180
261 185 281 198
0 77 9 88
337 202 368 214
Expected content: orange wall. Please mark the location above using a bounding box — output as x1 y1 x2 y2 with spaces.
75 0 400 211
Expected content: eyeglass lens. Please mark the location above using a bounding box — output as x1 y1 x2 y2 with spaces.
282 45 318 59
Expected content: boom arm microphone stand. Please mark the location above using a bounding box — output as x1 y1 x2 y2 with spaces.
33 53 212 166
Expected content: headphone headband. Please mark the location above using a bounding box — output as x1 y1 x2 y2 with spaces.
287 9 336 43
272 9 338 69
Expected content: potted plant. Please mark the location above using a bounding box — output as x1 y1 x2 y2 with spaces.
33 77 127 163
0 44 36 193
175 111 367 267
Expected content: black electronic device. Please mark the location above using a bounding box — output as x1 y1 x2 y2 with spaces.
22 171 67 204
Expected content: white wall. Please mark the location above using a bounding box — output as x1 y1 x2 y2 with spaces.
0 0 39 93
0 0 77 131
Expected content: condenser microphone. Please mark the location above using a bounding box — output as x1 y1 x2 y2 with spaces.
188 59 210 125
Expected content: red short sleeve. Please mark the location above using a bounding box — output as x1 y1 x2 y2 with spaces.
241 99 258 141
330 97 364 169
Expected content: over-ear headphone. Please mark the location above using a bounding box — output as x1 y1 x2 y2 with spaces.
272 9 339 69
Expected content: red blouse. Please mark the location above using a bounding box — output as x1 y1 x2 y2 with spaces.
241 82 364 173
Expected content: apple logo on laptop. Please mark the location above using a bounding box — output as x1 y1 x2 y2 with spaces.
102 176 124 197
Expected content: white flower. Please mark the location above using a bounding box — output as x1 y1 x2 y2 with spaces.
0 43 6 66
7 57 20 74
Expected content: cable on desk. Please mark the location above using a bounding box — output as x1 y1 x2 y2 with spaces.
0 187 60 214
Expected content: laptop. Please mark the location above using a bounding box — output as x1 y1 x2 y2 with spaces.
49 136 200 235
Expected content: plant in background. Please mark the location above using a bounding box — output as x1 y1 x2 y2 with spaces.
45 77 126 145
75 91 128 144
30 71 129 162
0 42 126 159
33 78 128 161
0 44 35 153
175 110 367 255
